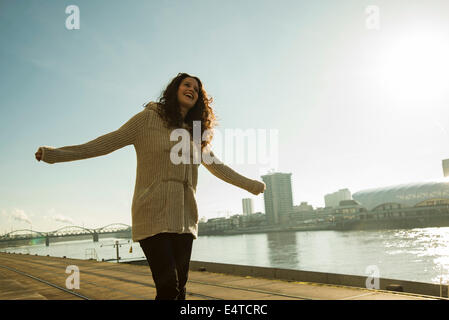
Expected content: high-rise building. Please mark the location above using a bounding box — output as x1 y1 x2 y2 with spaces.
443 159 449 177
324 188 352 208
261 172 293 224
242 198 254 216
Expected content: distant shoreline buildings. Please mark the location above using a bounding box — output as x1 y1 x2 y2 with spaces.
324 189 351 208
199 170 449 236
242 198 254 216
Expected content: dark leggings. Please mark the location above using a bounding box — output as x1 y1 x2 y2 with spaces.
139 232 194 300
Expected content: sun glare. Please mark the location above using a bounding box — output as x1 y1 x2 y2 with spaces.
378 31 449 104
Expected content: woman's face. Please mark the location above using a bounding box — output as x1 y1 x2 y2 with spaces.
177 77 200 112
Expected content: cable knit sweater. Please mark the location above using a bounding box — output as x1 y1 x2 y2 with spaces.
38 102 264 241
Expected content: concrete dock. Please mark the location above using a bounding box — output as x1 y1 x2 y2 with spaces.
0 252 442 300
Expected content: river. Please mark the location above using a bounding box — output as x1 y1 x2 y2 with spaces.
2 227 449 285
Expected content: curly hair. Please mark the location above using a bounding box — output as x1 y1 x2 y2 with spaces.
143 73 217 152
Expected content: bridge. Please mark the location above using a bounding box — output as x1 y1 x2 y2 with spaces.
0 224 131 246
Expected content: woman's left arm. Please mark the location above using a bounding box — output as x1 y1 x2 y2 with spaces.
201 150 266 195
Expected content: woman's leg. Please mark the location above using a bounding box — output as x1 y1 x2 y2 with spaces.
172 233 194 300
139 233 179 300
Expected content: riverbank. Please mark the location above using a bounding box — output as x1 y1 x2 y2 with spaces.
2 252 440 300
126 259 447 299
199 215 449 236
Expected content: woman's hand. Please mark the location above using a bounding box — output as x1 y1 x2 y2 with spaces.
250 180 266 195
35 148 42 161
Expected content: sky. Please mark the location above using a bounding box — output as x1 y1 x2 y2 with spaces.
1 0 449 234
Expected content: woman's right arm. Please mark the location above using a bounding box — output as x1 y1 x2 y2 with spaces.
36 109 147 164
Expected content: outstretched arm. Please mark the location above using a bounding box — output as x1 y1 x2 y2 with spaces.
36 109 147 164
201 149 266 195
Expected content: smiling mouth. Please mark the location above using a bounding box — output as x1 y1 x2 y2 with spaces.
184 93 194 100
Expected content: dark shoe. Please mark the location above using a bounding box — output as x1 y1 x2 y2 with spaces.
176 287 186 300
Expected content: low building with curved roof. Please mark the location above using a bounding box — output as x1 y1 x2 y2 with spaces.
352 181 449 211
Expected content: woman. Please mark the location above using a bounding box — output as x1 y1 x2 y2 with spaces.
35 72 266 300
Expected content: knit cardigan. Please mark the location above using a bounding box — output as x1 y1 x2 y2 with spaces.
38 102 264 241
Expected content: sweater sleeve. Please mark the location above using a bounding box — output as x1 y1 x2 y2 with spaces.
38 109 147 164
201 149 265 195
